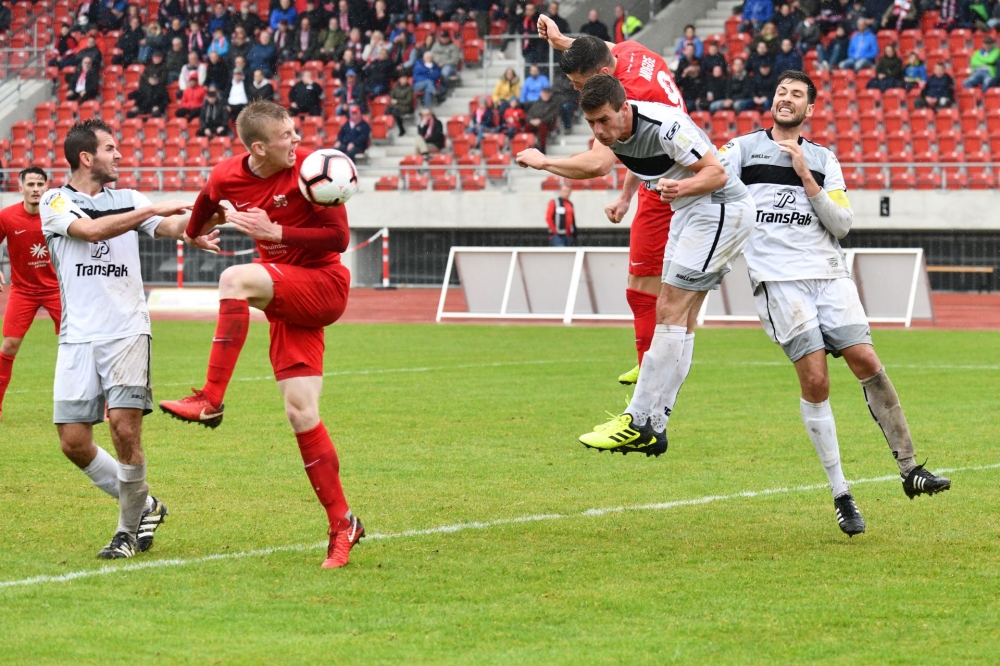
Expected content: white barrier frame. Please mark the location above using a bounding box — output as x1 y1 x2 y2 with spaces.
435 247 632 324
699 248 931 327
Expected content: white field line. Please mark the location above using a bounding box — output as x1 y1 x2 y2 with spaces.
2 462 996 592
10 358 999 396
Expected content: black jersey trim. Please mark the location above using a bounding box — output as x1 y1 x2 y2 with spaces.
615 153 678 178
741 164 826 188
79 206 137 219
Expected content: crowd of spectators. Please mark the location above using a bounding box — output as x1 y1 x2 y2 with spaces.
676 0 1000 115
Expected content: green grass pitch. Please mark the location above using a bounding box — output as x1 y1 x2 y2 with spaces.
1 321 998 664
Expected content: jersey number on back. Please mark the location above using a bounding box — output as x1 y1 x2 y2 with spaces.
657 71 682 107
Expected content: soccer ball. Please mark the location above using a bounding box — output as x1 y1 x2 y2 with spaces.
298 149 358 207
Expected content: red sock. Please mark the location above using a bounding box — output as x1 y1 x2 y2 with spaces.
201 299 249 407
295 422 351 532
0 353 14 408
626 288 658 365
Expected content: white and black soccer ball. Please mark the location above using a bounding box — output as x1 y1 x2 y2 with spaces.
298 149 358 207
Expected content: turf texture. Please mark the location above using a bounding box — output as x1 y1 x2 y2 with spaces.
1 322 998 665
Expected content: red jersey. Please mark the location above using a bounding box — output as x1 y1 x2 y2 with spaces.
196 148 347 270
0 202 60 293
611 41 685 111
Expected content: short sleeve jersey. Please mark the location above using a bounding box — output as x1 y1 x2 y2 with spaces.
39 186 162 344
611 41 685 110
610 101 749 210
724 130 850 283
0 202 60 293
201 148 346 270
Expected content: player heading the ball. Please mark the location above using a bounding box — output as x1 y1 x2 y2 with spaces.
158 101 364 569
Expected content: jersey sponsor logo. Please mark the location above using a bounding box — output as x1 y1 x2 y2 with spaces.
90 241 111 262
750 153 770 160
773 188 797 209
234 201 252 209
673 272 697 282
273 194 289 207
719 140 735 154
14 229 27 234
665 122 680 140
30 243 48 258
75 263 129 277
45 192 70 213
756 209 814 226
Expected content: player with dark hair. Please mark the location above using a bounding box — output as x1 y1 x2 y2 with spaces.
158 101 363 569
0 167 61 419
573 75 754 456
517 23 688 391
724 71 950 535
39 119 219 559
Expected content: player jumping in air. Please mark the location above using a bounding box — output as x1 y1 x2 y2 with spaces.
572 75 755 456
0 168 62 420
519 21 686 387
39 120 219 559
158 101 363 568
724 71 950 535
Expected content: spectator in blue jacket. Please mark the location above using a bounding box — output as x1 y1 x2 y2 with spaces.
520 64 550 108
674 25 703 59
839 18 878 71
247 30 278 78
773 38 802 77
903 51 927 92
741 0 775 34
412 51 442 108
270 0 297 32
920 62 954 108
334 104 371 160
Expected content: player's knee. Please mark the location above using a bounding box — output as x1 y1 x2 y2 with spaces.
285 402 319 431
800 370 830 401
0 337 22 356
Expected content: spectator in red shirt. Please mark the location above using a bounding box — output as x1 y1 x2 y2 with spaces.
502 97 527 137
545 185 575 247
176 73 208 119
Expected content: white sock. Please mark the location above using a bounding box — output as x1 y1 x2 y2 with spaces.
81 446 120 499
800 398 850 498
627 324 686 429
663 333 695 423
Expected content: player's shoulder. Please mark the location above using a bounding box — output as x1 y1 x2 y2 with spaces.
612 39 659 62
632 100 684 124
800 135 839 168
40 187 73 209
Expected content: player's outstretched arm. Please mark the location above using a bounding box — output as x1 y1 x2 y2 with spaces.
537 15 575 51
155 213 222 253
657 153 727 203
227 207 350 253
516 142 617 180
64 200 192 242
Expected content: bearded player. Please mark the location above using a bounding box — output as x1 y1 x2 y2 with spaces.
725 71 950 536
159 101 362 569
0 167 62 420
518 22 692 395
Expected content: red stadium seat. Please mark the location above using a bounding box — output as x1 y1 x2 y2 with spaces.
324 118 343 141
911 129 936 154
31 140 52 163
431 175 457 190
457 154 481 177
833 109 859 133
898 29 922 54
462 21 479 42
161 175 183 191
861 130 887 155
967 159 995 189
463 40 484 65
446 115 468 140
35 101 56 123
831 69 855 92
887 130 912 154
510 133 536 154
56 102 78 124
406 174 429 190
935 108 959 133
461 174 486 190
948 29 973 54
963 130 986 157
711 110 735 138
369 116 391 142
142 136 164 160
369 95 390 118
862 168 887 189
857 89 881 114
485 154 510 180
956 87 982 113
961 108 985 134
835 132 860 156
909 108 935 133
688 111 711 132
881 89 907 112
859 109 884 134
831 90 857 114
208 137 230 164
736 111 760 135
856 68 876 91
374 176 399 191
541 175 562 191
923 29 948 52
876 30 897 53
428 154 453 167
399 154 423 180
809 130 834 148
937 130 959 154
884 109 907 133
842 167 864 191
921 10 941 32
989 131 1000 158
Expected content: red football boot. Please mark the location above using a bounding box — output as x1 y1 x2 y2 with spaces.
322 515 365 568
159 389 225 429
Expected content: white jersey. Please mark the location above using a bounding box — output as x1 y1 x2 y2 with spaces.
40 186 162 344
723 130 851 283
609 100 749 210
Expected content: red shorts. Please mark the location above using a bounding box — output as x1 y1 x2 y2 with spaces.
2 288 61 338
629 187 674 277
261 262 350 381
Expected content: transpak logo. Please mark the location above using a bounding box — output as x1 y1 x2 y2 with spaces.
91 241 111 262
30 243 48 259
773 188 796 209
